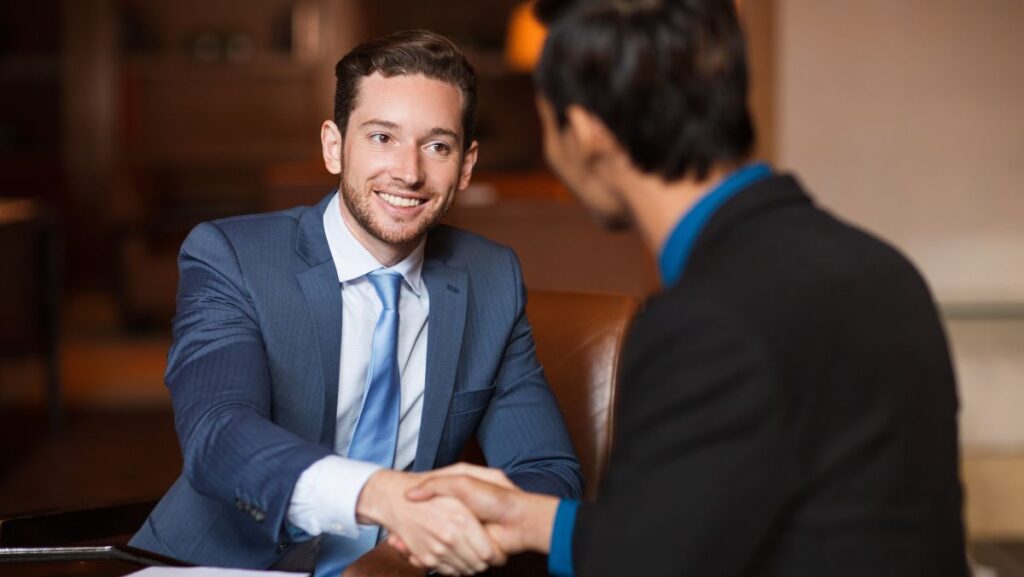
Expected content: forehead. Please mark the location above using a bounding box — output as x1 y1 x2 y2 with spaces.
349 72 464 137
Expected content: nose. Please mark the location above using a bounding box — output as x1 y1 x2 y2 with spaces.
390 144 424 188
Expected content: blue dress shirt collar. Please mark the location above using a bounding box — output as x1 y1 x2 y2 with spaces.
657 162 773 287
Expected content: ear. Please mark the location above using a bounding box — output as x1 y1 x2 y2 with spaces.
456 140 479 191
565 104 617 163
321 120 343 175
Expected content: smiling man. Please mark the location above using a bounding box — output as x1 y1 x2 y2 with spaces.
128 30 581 577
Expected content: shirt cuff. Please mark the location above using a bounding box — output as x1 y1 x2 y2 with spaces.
547 499 579 577
286 455 381 538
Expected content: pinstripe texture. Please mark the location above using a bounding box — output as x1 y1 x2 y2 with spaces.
129 192 582 569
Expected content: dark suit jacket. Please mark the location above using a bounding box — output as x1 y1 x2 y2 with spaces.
574 175 966 576
129 193 582 568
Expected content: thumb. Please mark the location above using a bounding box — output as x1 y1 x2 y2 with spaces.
406 475 508 521
405 484 436 501
405 475 466 501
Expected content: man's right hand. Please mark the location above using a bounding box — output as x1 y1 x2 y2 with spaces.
401 474 560 558
355 469 505 575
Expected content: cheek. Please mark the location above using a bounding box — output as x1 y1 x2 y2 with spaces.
425 161 463 191
344 147 390 179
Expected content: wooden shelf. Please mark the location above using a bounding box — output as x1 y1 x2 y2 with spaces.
120 53 317 77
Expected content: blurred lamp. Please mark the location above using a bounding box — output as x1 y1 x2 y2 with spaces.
505 1 547 72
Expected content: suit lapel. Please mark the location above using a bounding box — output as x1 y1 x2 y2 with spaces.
297 263 342 448
413 256 468 471
295 193 343 448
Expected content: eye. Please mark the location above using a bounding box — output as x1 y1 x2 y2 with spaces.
369 133 392 144
427 142 452 156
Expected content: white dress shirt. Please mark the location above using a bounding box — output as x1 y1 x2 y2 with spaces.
287 192 430 538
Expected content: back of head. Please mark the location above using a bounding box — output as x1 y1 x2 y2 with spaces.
334 29 478 151
536 0 754 181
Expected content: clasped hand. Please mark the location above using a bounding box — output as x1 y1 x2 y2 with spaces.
362 463 554 576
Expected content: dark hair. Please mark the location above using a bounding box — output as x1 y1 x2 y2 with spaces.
334 29 478 151
535 0 754 181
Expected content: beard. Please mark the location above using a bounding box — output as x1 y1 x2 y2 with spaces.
339 175 453 248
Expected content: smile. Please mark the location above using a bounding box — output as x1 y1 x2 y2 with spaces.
377 191 426 208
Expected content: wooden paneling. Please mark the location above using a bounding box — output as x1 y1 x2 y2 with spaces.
121 58 320 168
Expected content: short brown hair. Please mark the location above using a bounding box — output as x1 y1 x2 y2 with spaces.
334 29 478 151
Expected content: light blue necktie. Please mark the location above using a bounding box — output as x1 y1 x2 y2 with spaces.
315 270 403 577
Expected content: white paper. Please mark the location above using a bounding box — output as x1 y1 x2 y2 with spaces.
126 567 307 577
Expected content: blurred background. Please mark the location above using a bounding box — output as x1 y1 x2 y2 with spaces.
0 0 1022 569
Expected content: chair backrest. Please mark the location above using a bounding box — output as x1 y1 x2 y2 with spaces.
525 289 638 500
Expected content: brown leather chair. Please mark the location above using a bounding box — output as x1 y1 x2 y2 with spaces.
524 289 638 500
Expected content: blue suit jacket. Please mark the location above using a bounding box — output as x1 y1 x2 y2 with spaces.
130 193 582 568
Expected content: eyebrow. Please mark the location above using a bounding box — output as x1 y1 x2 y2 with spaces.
425 127 460 142
359 119 460 143
360 119 399 130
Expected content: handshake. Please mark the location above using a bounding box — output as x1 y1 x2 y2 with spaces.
353 463 560 576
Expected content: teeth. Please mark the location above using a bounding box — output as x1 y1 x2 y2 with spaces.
379 192 425 208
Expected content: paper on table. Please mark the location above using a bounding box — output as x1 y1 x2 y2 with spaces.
126 567 307 577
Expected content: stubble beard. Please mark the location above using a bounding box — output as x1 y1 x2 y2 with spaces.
339 175 452 247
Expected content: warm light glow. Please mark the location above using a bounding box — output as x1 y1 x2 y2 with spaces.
505 1 547 72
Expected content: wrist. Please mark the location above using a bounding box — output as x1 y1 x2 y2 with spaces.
356 469 404 525
521 494 559 553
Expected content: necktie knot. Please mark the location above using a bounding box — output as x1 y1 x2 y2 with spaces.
368 270 402 311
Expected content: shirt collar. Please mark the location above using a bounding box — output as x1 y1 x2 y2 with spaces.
658 162 773 287
323 191 426 296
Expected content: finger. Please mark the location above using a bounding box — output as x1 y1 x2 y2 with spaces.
440 505 492 574
438 540 478 575
405 485 437 501
434 561 459 576
429 527 476 576
386 534 410 556
485 524 519 561
414 550 440 571
406 475 471 502
435 463 516 489
461 514 498 567
485 529 508 566
408 477 502 523
423 463 516 489
436 548 473 576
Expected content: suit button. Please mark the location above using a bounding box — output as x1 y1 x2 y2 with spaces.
252 509 266 522
277 542 289 553
235 499 247 511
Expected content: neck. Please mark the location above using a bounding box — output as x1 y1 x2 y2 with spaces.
337 203 417 268
603 156 740 256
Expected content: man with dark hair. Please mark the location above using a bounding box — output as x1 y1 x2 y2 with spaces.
128 29 581 577
397 2 968 576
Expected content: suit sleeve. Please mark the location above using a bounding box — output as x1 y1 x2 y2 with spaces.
474 248 584 500
166 222 331 542
573 297 791 577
